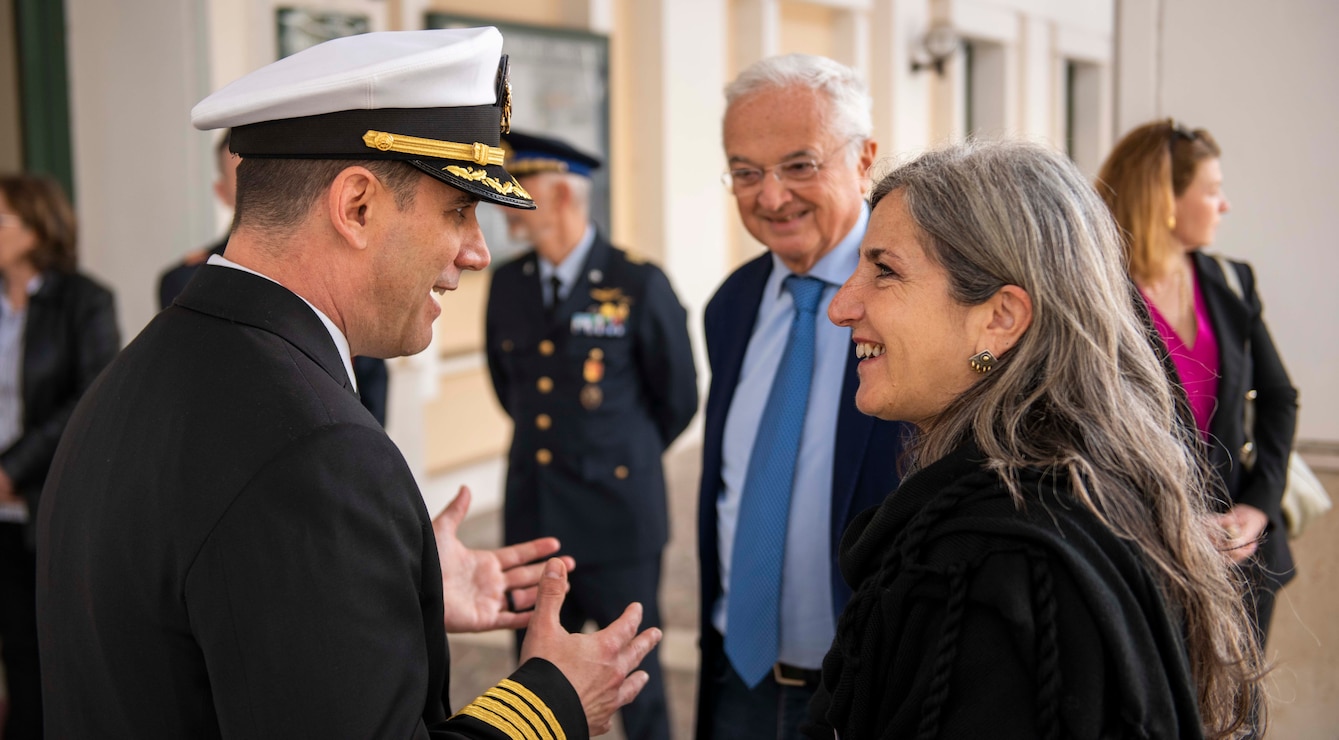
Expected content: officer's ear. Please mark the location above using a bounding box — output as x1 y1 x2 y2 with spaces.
551 176 573 209
326 165 383 251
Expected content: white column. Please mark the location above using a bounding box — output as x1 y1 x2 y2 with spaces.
563 0 616 34
627 0 729 431
734 0 781 70
1113 0 1160 133
870 0 933 157
1017 15 1053 140
832 9 870 80
66 0 215 339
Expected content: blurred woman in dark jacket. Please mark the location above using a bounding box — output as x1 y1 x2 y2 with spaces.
0 173 119 739
1097 121 1298 647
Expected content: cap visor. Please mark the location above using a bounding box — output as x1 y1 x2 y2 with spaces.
408 159 535 209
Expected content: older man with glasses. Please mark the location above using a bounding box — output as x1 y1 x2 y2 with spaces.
694 54 912 739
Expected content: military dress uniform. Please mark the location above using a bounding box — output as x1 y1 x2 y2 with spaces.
486 199 697 739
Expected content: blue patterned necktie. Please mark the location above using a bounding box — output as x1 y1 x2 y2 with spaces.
725 274 826 688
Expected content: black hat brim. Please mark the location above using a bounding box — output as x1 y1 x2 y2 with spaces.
408 159 535 209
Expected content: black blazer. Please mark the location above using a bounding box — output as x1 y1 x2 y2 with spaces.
486 235 698 565
38 265 583 738
1 270 118 540
1193 251 1298 585
158 240 390 426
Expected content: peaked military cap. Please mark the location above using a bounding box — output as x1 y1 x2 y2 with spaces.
502 130 602 178
192 27 534 209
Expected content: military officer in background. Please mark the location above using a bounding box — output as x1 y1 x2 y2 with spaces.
485 131 698 740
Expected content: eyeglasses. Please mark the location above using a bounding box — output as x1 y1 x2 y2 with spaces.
0 213 24 229
720 143 851 194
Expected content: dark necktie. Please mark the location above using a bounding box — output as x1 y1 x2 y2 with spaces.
724 274 826 687
547 275 563 318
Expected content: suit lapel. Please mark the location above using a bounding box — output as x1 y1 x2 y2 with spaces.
1194 252 1249 460
176 265 357 394
712 255 772 419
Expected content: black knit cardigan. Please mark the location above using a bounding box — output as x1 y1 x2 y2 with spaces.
803 442 1205 739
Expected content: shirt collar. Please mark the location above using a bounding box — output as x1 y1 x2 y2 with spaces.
206 254 358 392
538 223 597 290
0 273 44 315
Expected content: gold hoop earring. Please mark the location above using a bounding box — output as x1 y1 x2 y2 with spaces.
969 350 996 374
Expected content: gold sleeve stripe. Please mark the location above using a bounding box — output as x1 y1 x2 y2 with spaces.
482 688 555 740
497 679 568 740
455 703 526 740
473 696 544 740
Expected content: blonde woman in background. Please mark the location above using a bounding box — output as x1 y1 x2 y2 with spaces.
1097 120 1298 648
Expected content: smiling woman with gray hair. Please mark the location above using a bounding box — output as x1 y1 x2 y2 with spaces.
806 141 1262 739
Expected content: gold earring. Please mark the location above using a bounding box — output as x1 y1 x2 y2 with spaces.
969 350 996 374
1167 215 1177 230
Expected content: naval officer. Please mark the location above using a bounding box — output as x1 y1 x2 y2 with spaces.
37 28 659 738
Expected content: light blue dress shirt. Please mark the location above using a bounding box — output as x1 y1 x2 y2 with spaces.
0 275 42 454
714 204 868 669
537 224 597 306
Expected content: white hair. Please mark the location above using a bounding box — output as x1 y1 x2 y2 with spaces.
724 53 873 143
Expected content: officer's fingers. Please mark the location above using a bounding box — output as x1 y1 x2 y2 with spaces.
619 626 662 674
529 558 569 632
600 602 644 646
494 536 563 571
432 486 472 536
492 610 534 631
504 555 574 593
615 670 650 710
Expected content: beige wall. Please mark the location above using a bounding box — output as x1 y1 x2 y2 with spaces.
1115 0 1339 443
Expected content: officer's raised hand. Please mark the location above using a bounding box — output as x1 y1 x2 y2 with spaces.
521 558 663 736
432 485 575 632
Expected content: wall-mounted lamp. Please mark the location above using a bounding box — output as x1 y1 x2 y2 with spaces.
910 23 961 76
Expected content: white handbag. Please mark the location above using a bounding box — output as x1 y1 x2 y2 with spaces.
1213 254 1331 538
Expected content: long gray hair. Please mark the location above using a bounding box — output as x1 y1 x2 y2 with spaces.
873 140 1260 737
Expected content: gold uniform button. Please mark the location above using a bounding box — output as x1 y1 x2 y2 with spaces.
537 376 553 393
536 449 553 465
536 414 552 430
614 465 629 480
501 340 514 352
539 340 555 356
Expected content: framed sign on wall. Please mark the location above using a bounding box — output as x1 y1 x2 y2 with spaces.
425 13 611 268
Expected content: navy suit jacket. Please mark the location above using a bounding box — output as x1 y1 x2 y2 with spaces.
695 252 910 726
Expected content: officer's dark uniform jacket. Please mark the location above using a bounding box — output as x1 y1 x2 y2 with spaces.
486 233 697 565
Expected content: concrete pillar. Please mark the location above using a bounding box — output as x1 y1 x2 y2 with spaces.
626 0 728 420
733 0 780 70
1113 0 1159 133
870 0 933 157
831 9 870 80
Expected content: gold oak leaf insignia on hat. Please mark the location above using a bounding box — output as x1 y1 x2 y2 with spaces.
444 165 532 199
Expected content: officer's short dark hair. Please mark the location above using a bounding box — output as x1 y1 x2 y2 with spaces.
233 158 420 233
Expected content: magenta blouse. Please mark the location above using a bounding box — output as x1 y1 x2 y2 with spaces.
1142 271 1220 439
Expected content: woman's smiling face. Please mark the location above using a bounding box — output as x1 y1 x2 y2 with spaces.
828 191 982 426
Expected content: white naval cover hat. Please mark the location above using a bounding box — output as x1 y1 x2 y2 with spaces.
192 27 533 209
